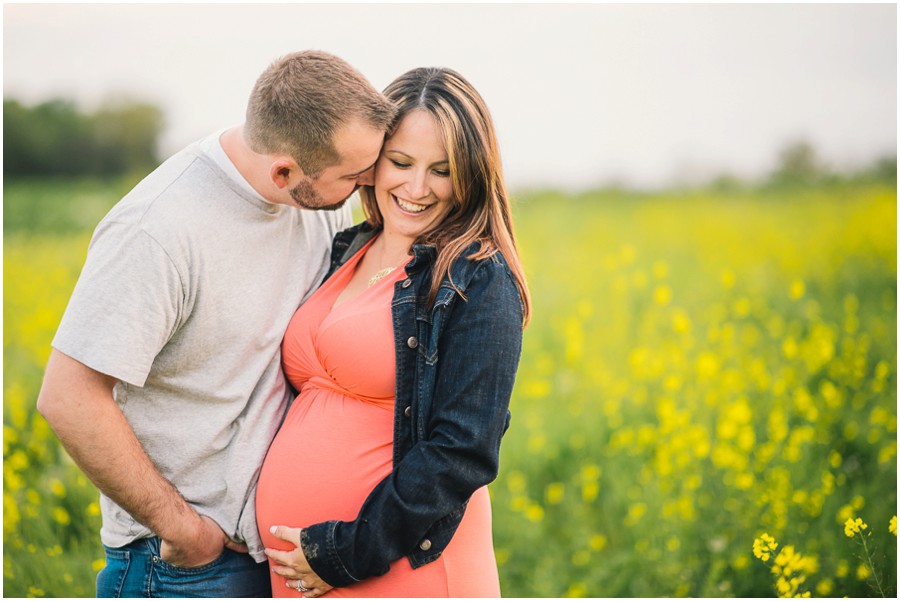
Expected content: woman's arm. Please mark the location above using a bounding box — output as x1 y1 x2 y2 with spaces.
268 259 523 588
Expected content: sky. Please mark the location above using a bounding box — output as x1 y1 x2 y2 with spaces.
3 2 897 191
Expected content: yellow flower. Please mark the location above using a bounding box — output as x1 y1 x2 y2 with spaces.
564 581 588 598
837 504 855 524
545 482 565 505
890 515 897 536
844 517 867 538
672 309 691 334
772 545 803 575
505 470 526 493
580 464 601 481
721 269 736 289
581 481 599 503
653 284 672 306
571 550 590 566
525 503 544 523
732 555 750 570
49 478 66 498
815 578 834 596
753 533 778 561
836 560 849 578
624 502 646 526
769 545 812 597
52 507 71 526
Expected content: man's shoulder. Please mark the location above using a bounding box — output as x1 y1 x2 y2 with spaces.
102 145 209 226
99 140 259 248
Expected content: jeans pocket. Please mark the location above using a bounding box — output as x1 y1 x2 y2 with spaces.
154 547 230 574
96 546 132 598
151 546 271 597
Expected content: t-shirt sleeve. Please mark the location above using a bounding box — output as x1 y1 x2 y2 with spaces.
52 221 185 387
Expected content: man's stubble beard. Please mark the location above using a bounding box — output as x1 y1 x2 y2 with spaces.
289 179 357 211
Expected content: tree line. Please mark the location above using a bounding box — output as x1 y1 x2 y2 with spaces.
4 98 163 178
3 96 895 188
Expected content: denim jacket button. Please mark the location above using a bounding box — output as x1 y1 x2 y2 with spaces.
404 405 412 418
419 539 432 551
407 336 418 349
401 278 412 288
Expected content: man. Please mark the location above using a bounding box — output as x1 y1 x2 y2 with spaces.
37 50 396 597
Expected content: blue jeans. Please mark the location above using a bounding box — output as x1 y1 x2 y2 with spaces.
96 537 271 597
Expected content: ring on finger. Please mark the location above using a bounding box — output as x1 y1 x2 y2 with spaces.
297 580 309 592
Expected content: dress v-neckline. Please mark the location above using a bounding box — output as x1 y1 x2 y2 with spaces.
327 236 408 316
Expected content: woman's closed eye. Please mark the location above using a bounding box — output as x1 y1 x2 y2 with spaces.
389 158 450 178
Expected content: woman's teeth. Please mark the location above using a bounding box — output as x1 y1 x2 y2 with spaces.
395 197 428 213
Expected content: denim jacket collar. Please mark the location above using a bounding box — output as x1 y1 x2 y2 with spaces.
328 220 483 287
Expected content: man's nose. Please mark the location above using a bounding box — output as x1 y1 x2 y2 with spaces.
356 166 375 186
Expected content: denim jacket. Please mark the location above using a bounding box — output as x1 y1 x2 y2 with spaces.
299 222 523 587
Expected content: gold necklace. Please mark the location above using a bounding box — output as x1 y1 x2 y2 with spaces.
368 266 396 287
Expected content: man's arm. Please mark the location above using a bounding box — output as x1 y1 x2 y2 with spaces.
36 349 245 566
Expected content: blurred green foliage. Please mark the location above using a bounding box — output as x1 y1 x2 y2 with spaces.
3 177 141 235
765 141 897 189
4 98 163 178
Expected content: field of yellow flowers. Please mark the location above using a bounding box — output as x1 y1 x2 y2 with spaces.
4 179 897 597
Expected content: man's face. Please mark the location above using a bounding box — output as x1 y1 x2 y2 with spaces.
289 118 384 211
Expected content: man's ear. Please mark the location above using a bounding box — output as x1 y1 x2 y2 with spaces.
269 157 301 189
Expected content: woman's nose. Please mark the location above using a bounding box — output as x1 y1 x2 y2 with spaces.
406 171 429 199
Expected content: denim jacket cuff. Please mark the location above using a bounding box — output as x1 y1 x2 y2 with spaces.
301 521 360 588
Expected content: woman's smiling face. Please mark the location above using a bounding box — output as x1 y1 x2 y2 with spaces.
374 109 455 244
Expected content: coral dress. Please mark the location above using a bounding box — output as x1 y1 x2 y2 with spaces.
256 237 500 598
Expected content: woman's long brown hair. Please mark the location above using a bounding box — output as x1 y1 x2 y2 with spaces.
359 67 531 326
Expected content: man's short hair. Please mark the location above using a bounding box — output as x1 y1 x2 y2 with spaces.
245 50 395 178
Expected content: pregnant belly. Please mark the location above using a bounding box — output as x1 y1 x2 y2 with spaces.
256 387 395 548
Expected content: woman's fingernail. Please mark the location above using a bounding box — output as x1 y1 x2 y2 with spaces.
270 526 278 534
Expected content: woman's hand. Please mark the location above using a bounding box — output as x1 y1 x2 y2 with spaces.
266 525 334 597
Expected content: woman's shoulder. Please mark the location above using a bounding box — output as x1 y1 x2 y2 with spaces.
449 242 518 297
444 247 524 329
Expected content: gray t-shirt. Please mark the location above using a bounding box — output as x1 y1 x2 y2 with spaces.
52 133 351 562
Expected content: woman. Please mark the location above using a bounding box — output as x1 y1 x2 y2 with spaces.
256 67 531 597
